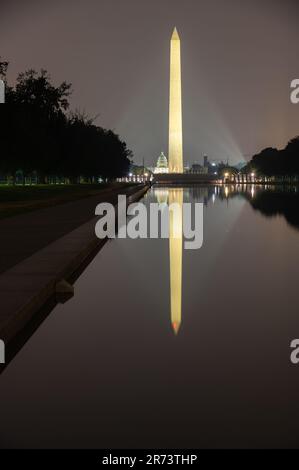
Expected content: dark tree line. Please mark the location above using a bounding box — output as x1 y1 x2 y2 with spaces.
220 186 299 231
250 190 299 230
0 60 132 183
244 137 299 177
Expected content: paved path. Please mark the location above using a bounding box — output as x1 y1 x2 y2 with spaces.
0 184 149 358
0 184 143 275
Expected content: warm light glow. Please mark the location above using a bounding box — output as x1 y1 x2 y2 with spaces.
169 27 183 173
169 188 183 334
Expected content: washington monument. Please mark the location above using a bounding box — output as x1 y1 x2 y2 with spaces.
169 27 183 173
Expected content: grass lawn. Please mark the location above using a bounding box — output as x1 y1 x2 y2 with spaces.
0 182 133 219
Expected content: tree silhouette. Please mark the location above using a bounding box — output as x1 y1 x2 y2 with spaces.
0 64 131 183
245 139 299 178
0 58 9 79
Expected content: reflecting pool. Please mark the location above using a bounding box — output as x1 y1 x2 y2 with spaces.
0 185 299 448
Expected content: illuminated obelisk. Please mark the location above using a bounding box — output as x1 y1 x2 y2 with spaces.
169 27 183 173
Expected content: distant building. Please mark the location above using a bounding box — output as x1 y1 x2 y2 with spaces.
190 164 203 174
189 163 208 175
203 155 218 175
154 152 169 174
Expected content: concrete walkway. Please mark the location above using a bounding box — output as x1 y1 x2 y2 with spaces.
0 184 143 275
0 183 149 354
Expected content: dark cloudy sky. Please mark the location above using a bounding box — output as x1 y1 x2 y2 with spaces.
1 0 299 166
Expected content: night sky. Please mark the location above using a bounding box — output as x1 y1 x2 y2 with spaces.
1 0 299 166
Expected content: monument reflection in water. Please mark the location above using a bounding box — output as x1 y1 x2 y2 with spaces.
156 188 183 334
155 183 299 337
2 184 299 448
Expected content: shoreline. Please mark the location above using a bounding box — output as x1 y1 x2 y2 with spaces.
0 183 150 369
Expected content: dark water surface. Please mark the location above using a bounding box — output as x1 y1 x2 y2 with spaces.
1 185 299 448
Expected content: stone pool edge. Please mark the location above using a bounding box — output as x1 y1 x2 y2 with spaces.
0 183 150 346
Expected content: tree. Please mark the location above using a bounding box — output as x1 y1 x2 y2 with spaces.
11 69 71 115
0 58 9 79
284 137 299 175
247 147 281 176
0 64 133 183
245 136 299 177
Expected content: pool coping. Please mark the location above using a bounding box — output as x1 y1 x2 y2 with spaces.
0 184 150 346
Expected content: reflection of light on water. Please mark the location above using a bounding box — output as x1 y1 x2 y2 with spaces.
250 185 255 198
169 189 183 334
154 187 183 334
153 188 168 204
153 185 247 334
